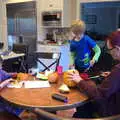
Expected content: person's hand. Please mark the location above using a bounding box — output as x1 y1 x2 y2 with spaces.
84 59 95 72
68 31 76 40
10 72 17 78
101 71 111 77
72 73 83 83
0 78 14 89
57 108 76 118
66 71 83 83
69 64 75 70
90 59 95 67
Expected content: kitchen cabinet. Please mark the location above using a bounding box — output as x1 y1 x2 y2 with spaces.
39 0 77 27
40 0 63 11
37 44 70 71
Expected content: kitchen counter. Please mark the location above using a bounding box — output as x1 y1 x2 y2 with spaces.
37 41 68 46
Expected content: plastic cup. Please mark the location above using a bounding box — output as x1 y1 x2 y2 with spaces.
57 66 63 74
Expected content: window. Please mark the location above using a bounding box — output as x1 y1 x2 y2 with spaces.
84 15 97 24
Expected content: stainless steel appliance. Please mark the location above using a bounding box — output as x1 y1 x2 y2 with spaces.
7 1 37 53
42 11 62 26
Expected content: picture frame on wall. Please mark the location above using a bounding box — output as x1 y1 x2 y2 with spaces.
84 15 97 24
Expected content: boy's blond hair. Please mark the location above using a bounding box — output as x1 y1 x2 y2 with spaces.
71 20 86 35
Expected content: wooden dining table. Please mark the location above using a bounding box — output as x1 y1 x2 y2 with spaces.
0 75 88 112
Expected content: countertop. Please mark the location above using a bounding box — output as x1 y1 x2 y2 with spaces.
37 41 68 46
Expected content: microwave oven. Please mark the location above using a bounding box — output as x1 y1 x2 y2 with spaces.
42 11 62 26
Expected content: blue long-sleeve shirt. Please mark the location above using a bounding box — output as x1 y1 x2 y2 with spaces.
0 69 11 82
70 35 101 70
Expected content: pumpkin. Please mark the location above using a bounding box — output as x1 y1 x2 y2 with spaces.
63 69 79 87
48 72 59 83
17 73 29 81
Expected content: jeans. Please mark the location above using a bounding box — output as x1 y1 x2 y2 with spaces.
0 100 23 116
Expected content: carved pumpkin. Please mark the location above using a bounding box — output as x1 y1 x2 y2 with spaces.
17 73 29 81
63 69 79 87
48 72 59 83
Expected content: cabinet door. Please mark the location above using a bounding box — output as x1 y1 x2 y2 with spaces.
40 0 63 11
49 0 63 10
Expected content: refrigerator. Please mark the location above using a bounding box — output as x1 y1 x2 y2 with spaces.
7 1 37 53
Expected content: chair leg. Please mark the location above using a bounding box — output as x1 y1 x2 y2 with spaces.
19 57 27 73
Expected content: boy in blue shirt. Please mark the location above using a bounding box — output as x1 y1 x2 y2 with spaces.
69 20 101 72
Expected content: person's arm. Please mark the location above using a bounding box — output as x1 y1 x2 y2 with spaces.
0 69 12 82
86 36 101 67
78 66 120 99
0 79 13 90
92 45 101 63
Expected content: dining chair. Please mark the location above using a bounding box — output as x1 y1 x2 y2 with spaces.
35 52 61 72
12 43 29 72
33 108 120 120
12 43 29 54
0 111 21 120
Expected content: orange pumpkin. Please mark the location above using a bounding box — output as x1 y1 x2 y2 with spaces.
17 73 29 81
63 69 79 87
48 72 59 83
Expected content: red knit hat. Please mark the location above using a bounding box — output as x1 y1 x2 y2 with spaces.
107 31 120 47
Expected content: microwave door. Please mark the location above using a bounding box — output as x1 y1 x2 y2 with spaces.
42 12 62 26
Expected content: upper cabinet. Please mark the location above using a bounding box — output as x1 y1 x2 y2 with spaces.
39 0 77 27
62 0 77 27
40 0 63 11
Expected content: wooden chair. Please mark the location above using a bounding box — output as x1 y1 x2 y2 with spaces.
0 111 21 120
33 108 120 120
35 52 61 72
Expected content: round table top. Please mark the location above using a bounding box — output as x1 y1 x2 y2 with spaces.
0 75 88 111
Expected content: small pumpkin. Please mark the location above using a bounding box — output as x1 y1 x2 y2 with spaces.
48 72 59 83
63 69 79 87
17 73 29 81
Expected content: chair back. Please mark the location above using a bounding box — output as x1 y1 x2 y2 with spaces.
12 44 29 55
12 43 29 72
33 108 120 120
35 52 61 72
